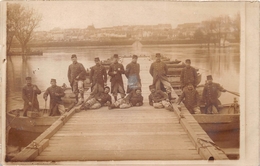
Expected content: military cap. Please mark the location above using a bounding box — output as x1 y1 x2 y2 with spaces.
94 57 100 61
25 77 31 80
185 59 191 63
71 54 77 58
50 79 56 82
155 53 161 57
132 55 138 59
149 85 155 90
207 75 213 80
113 54 119 58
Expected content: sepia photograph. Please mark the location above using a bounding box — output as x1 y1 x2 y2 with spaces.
1 1 257 164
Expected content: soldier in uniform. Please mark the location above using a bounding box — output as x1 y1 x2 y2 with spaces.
177 84 201 114
125 55 141 93
22 77 41 116
180 59 198 89
89 57 107 95
149 53 178 101
148 85 173 111
43 79 65 116
108 54 126 101
67 54 86 105
202 75 226 114
79 86 112 111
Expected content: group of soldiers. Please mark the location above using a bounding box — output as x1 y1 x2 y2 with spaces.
21 53 226 116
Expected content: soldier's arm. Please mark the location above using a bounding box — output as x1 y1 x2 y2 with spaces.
119 64 125 74
67 65 71 83
149 63 153 76
103 67 107 83
43 88 49 99
160 90 168 100
177 92 185 104
108 65 114 76
89 67 94 83
180 69 184 86
56 87 65 97
195 91 200 107
34 85 41 94
164 63 168 75
202 86 207 102
125 64 130 78
193 67 198 85
78 64 86 79
217 84 226 92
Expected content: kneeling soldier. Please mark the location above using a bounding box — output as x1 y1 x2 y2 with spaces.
148 85 173 111
79 86 112 111
177 84 201 114
43 79 65 116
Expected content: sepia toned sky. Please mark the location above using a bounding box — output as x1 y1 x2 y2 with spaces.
11 1 241 31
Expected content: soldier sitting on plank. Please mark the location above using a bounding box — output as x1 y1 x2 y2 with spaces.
148 85 174 111
202 75 226 114
177 83 201 114
78 86 112 111
108 88 143 109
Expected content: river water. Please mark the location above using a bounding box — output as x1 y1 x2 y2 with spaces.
6 44 240 156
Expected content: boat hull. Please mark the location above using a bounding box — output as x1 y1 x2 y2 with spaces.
6 110 59 133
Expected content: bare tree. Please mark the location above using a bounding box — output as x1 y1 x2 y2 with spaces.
7 3 42 61
232 12 240 42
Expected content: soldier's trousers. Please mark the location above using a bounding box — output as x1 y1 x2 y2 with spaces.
204 101 220 114
113 98 131 109
73 80 84 102
83 98 102 109
155 79 178 99
153 100 171 109
91 83 104 96
112 83 125 98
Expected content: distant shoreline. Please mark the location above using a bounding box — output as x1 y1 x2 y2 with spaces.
10 39 239 49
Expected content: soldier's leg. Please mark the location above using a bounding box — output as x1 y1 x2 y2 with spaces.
155 80 161 91
58 104 65 114
119 103 131 109
193 107 201 114
161 80 178 100
162 100 173 111
78 80 84 103
212 101 220 113
81 98 97 110
112 83 119 101
73 81 79 103
89 102 102 109
118 84 125 98
153 102 164 109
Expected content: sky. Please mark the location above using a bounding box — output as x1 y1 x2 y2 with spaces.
11 1 241 31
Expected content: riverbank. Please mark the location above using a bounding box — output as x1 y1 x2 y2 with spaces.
10 39 239 49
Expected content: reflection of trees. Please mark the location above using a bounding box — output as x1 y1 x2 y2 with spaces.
7 3 42 90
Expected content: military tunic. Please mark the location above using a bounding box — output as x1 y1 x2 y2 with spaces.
178 87 200 114
125 62 141 93
180 66 198 88
125 90 143 106
22 84 41 115
202 82 226 113
149 61 168 85
43 85 65 116
108 62 125 96
90 64 107 93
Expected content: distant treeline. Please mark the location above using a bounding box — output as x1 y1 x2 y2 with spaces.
10 39 239 48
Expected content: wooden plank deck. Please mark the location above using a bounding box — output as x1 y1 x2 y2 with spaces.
33 105 202 161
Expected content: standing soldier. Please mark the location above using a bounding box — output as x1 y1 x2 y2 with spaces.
108 54 126 101
177 84 201 114
125 54 141 93
90 57 107 95
22 77 41 116
180 59 198 89
202 75 226 114
149 53 178 101
67 54 86 105
43 79 65 116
